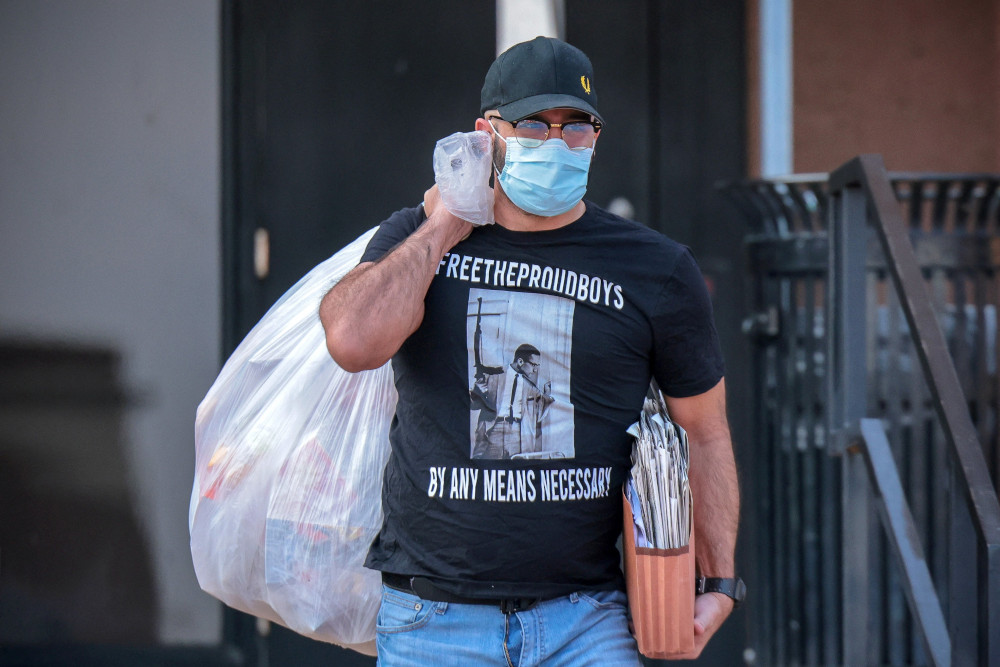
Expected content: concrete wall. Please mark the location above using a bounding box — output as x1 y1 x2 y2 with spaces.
0 0 222 643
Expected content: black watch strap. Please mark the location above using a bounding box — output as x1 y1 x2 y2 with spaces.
696 576 746 608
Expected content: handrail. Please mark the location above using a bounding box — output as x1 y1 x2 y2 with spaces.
857 417 951 666
826 155 1000 666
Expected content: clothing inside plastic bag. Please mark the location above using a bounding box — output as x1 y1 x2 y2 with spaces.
190 226 393 655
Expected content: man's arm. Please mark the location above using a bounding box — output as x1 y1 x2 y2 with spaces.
320 189 471 372
664 377 739 658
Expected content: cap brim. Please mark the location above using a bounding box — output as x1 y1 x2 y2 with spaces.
497 93 604 125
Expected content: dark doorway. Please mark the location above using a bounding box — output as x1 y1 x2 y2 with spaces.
222 1 495 664
223 0 497 350
566 4 750 662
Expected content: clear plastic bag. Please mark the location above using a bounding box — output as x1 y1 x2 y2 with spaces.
189 227 393 655
433 130 495 226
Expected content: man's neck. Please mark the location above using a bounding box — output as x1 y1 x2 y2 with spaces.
493 183 585 232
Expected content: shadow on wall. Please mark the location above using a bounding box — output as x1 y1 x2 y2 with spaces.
0 340 157 644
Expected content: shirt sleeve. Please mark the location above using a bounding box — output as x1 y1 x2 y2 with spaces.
359 205 426 264
650 247 725 398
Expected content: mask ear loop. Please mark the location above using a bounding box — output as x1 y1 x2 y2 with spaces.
487 120 507 188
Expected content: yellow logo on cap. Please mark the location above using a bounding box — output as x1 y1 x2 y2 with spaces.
581 76 591 95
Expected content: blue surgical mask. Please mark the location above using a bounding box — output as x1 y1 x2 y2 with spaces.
495 134 593 217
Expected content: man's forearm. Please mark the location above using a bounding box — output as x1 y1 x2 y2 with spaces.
688 425 739 577
666 379 739 577
320 210 470 371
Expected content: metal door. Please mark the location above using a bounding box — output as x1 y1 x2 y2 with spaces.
222 1 494 664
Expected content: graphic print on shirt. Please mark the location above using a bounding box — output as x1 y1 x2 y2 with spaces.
467 287 575 460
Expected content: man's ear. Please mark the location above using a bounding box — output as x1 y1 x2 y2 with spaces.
475 117 492 132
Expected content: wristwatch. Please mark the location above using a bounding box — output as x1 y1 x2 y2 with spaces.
696 576 746 608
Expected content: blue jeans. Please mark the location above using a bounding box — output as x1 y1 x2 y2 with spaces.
375 584 642 666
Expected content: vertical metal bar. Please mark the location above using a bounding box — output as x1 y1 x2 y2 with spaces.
823 452 843 666
885 280 907 665
786 182 814 233
808 182 829 232
985 235 1000 667
991 271 1000 486
972 267 990 455
826 184 869 452
907 278 932 665
763 182 794 236
896 227 925 664
774 276 791 665
816 275 841 666
950 460 978 667
786 278 804 663
983 540 1000 667
827 172 871 665
842 442 872 667
750 260 780 666
771 392 787 666
929 267 951 598
954 179 977 232
987 181 1000 231
865 262 885 667
765 300 780 667
910 179 927 230
975 180 999 232
802 275 820 666
760 351 777 666
873 523 888 664
932 179 952 232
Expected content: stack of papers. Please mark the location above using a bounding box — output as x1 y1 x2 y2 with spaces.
626 392 691 549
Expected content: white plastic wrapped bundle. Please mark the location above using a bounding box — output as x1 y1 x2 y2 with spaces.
189 227 393 655
433 130 495 226
626 386 691 550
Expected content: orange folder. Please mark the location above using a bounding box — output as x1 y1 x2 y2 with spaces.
622 491 695 659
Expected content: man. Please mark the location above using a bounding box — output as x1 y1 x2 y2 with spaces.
321 36 740 665
472 343 555 460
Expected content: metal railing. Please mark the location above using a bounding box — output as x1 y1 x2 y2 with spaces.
826 155 1000 666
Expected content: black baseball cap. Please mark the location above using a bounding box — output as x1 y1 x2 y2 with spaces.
480 36 603 125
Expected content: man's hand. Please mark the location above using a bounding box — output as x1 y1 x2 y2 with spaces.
627 591 734 660
689 592 735 658
423 184 441 217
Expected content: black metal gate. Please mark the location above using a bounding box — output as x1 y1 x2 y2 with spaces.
724 174 999 666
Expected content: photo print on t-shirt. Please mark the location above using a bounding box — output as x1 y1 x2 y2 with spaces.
467 287 574 461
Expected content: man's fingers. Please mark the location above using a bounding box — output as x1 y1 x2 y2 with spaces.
688 592 735 654
423 184 441 216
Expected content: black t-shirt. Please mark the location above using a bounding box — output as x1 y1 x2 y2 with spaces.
359 201 724 599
